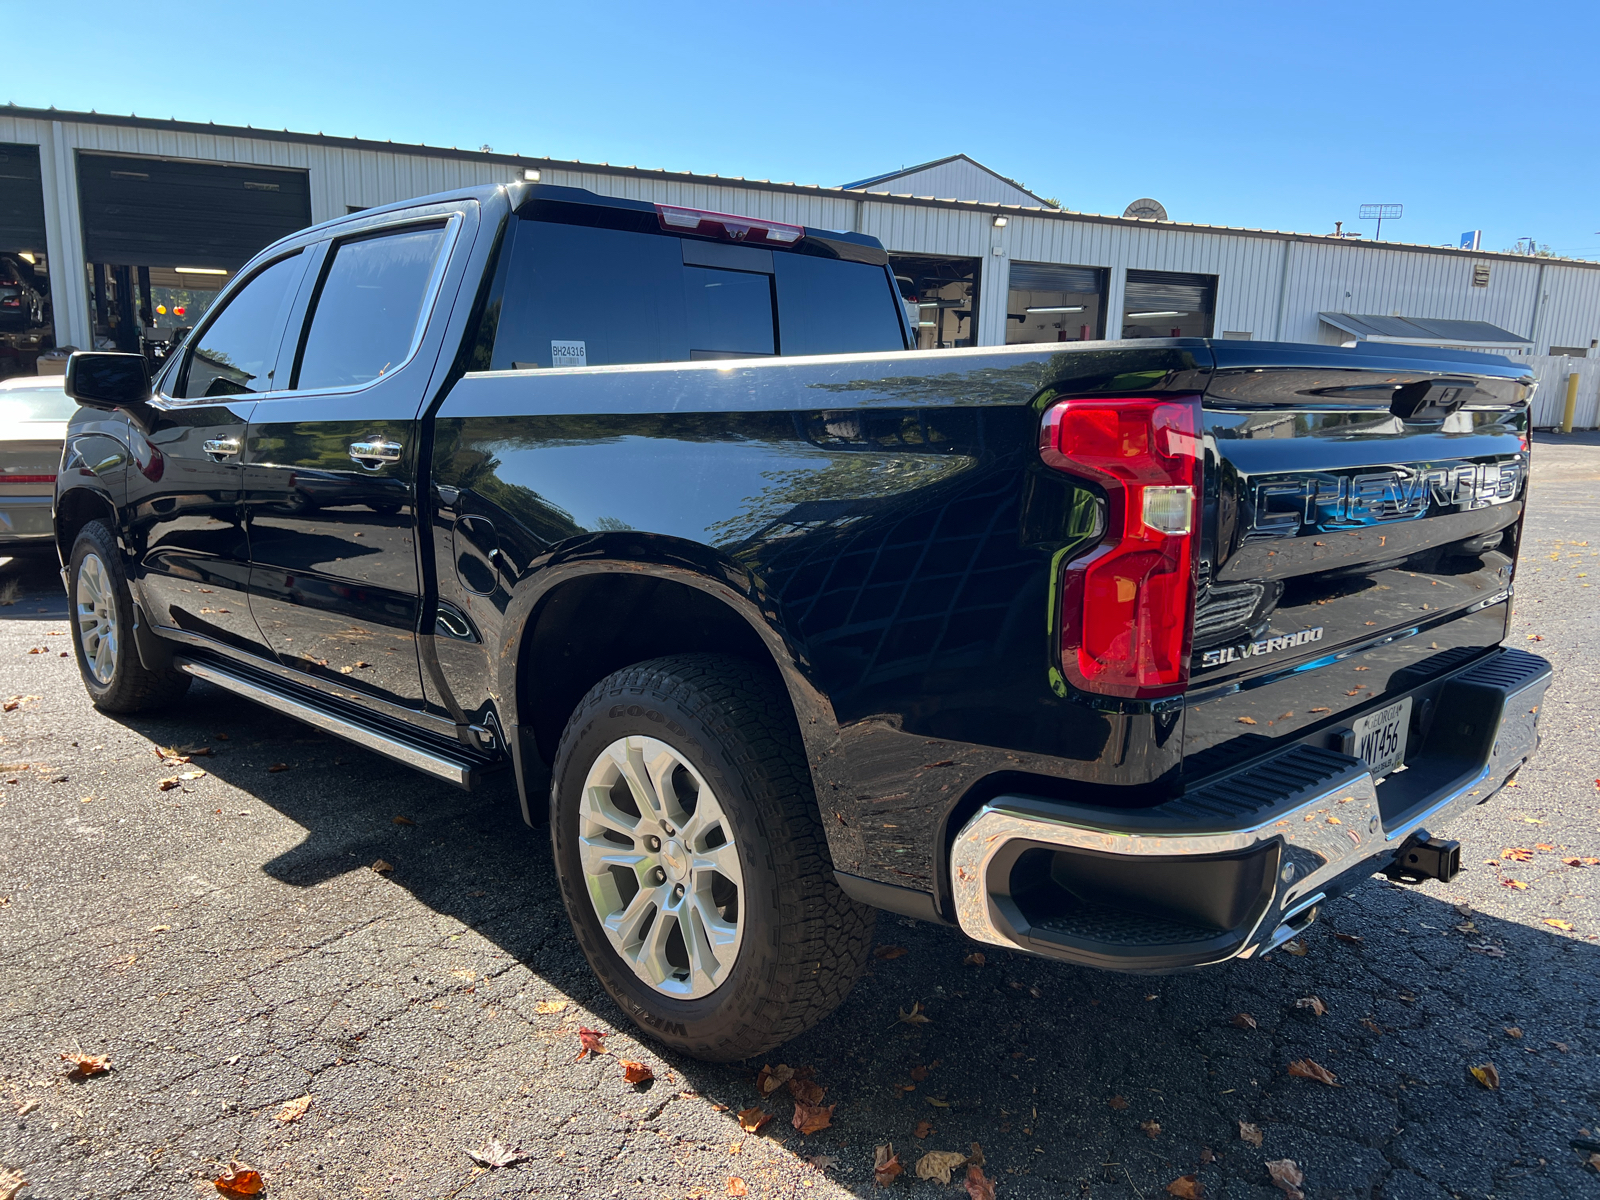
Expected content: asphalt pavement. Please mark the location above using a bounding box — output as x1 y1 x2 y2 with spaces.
1 433 1597 1200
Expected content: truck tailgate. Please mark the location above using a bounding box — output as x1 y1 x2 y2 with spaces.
1183 343 1532 784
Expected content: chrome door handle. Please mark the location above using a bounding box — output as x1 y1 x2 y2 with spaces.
349 439 403 468
202 437 241 459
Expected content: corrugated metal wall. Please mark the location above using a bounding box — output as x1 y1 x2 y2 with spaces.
852 160 1040 207
1524 355 1600 429
4 112 1598 364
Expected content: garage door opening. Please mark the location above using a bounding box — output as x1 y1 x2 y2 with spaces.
76 153 311 358
1122 268 1215 339
0 143 54 377
891 254 980 349
1007 262 1106 344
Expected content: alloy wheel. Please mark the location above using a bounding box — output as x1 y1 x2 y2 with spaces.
75 552 118 686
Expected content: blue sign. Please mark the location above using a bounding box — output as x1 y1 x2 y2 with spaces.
1460 230 1482 251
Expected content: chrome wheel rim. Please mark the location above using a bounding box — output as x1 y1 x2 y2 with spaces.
578 736 744 999
75 552 118 686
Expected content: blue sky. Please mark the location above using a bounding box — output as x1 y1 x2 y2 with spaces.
12 0 1599 257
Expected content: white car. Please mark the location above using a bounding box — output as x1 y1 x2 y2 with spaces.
0 374 76 548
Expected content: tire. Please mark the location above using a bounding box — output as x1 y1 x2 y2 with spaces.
68 521 191 713
551 654 873 1062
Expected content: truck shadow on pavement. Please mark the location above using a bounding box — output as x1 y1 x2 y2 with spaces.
96 678 1600 1200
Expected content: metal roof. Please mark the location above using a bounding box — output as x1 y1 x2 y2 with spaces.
1318 312 1533 348
839 154 1054 206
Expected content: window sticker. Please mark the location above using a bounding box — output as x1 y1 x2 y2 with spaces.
551 340 587 368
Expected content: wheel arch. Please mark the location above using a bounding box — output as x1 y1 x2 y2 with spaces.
54 486 120 566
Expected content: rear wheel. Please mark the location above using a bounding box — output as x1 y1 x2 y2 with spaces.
68 521 190 713
551 654 873 1061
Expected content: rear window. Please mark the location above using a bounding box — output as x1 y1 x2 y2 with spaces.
488 217 902 370
0 384 75 422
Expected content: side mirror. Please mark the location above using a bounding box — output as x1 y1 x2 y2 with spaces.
64 352 152 411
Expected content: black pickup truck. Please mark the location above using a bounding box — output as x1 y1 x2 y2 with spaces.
55 182 1550 1061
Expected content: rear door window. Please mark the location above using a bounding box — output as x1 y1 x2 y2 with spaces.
684 267 774 358
773 254 905 356
177 252 303 399
293 224 447 390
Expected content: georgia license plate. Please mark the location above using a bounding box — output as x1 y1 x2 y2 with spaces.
1351 697 1411 778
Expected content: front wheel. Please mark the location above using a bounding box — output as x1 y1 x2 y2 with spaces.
551 654 873 1061
68 521 190 713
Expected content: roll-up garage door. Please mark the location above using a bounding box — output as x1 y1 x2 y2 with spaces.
1122 268 1216 338
77 153 311 270
1009 262 1104 294
0 143 48 254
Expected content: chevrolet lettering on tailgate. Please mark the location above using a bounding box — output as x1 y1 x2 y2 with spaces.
1250 458 1522 534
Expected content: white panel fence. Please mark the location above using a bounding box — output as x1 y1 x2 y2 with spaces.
1523 355 1600 429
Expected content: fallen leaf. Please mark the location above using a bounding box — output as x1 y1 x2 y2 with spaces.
914 1119 934 1139
965 1162 997 1200
621 1059 654 1084
273 1094 312 1123
787 1077 825 1105
1265 1158 1304 1199
896 1001 931 1026
370 859 394 873
963 952 986 966
726 1178 748 1197
1502 847 1534 862
464 1138 529 1169
0 1167 26 1200
1469 1062 1499 1089
1309 706 1331 713
1141 1119 1162 1138
158 777 182 791
1563 857 1586 867
873 1145 904 1185
875 945 909 960
1544 918 1575 931
1167 1175 1205 1198
807 1155 837 1170
61 1052 110 1079
966 1142 984 1167
14 1099 39 1117
1295 996 1327 1017
1282 938 1308 957
1239 1120 1264 1147
1468 941 1507 957
392 815 415 825
1287 1058 1338 1086
1231 1012 1258 1030
1552 1042 1570 1053
910 1064 930 1082
1236 716 1258 725
576 1027 606 1060
915 1150 969 1184
450 969 476 982
1501 878 1530 890
791 1101 834 1135
1504 1026 1523 1039
925 1095 950 1108
1200 1147 1216 1164
1360 1018 1382 1033
213 1162 264 1195
736 1107 771 1134
1334 932 1364 946
266 763 288 772
755 1063 794 1096
535 1000 568 1014
1108 1094 1129 1109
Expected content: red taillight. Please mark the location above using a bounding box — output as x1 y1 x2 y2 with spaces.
1040 395 1202 699
3 474 55 483
655 204 803 246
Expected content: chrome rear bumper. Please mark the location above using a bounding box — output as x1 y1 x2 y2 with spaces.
950 646 1551 973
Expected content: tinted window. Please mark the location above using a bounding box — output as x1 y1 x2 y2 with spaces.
773 255 906 356
295 225 446 390
684 267 773 358
491 221 689 370
178 253 302 399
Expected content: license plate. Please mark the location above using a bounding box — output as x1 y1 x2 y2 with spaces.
1352 697 1411 778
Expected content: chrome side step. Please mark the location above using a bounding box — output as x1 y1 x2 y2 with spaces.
176 657 488 789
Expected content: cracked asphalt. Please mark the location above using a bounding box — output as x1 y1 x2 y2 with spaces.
1 432 1597 1200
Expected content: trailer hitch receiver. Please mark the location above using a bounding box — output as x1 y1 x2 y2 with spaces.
1383 835 1461 885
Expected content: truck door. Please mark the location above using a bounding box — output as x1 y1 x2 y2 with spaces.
241 214 463 709
126 249 307 658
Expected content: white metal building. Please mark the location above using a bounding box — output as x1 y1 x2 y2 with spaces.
2 107 1597 425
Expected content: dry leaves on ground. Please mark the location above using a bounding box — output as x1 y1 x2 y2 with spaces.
965 1163 996 1200
807 1155 837 1170
736 1107 771 1134
61 1052 110 1080
1282 938 1308 956
792 1101 834 1135
1544 918 1576 931
788 1077 825 1105
1504 1026 1523 1039
1239 1121 1264 1147
213 1162 264 1196
1140 1120 1162 1138
273 1094 312 1123
910 1063 934 1081
1108 1094 1129 1110
1231 1012 1257 1030
2 695 41 712
1167 1175 1205 1198
963 952 986 966
0 1168 28 1200
392 815 415 825
266 763 289 773
1502 847 1535 862
914 1120 934 1138
896 1001 931 1025
534 1000 568 1014
1265 1158 1304 1199
464 1138 530 1168
915 1150 970 1184
874 945 909 960
1361 1018 1383 1033
874 1145 904 1185
370 859 394 874
1286 1058 1338 1086
621 1060 654 1084
1295 996 1327 1017
755 1063 794 1096
726 1178 748 1197
1334 932 1365 946
1470 1063 1500 1090
575 1027 607 1060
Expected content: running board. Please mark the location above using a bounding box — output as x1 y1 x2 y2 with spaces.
175 657 490 789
